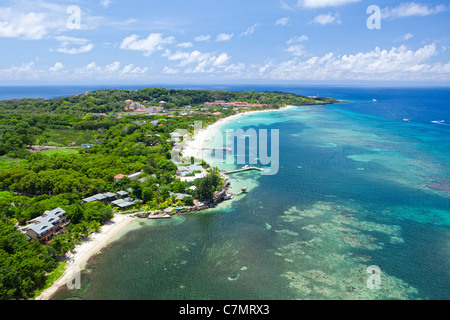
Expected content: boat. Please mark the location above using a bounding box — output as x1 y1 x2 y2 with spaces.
223 194 234 200
403 118 410 122
431 120 445 124
148 213 171 219
372 99 377 102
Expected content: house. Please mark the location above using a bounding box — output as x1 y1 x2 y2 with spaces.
116 190 129 198
176 165 206 182
114 174 126 182
19 208 70 244
169 192 192 201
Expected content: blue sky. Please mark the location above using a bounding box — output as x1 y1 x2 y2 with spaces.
0 0 449 85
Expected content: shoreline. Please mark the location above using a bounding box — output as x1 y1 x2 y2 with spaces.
36 104 295 300
35 213 136 300
182 105 295 160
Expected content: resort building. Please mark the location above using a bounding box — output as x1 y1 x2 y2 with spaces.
19 208 70 244
176 164 207 182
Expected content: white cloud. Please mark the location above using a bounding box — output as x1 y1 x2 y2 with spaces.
99 0 112 8
177 42 193 48
265 43 440 81
400 33 414 41
0 2 100 40
240 23 261 37
162 66 179 74
194 34 211 42
287 35 309 44
49 62 64 71
275 17 290 26
163 50 231 73
120 33 175 56
382 2 447 19
298 0 360 8
74 61 148 78
54 36 94 54
286 45 306 57
0 7 51 39
312 13 342 25
216 33 233 42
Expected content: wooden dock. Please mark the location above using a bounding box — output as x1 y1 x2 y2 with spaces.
222 166 264 175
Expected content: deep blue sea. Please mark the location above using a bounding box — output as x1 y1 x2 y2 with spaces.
5 85 448 300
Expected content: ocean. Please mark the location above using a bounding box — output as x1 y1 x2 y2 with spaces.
6 85 448 300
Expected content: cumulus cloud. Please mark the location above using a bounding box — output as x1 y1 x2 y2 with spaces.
163 50 231 73
382 2 447 19
49 62 64 71
74 61 148 78
120 33 175 56
265 43 440 81
0 2 100 40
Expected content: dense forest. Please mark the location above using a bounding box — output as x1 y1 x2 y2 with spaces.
0 87 336 299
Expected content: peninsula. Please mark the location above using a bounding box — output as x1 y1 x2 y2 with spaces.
0 87 337 300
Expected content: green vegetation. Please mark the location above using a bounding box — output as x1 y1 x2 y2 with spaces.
0 87 336 299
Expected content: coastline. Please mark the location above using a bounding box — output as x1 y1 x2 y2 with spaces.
35 213 136 300
182 105 295 160
36 104 295 300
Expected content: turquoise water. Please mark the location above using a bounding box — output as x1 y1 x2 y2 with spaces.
51 88 449 300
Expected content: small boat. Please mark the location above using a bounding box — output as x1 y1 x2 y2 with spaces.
148 213 171 219
431 120 445 124
372 99 377 102
403 118 410 122
223 194 234 200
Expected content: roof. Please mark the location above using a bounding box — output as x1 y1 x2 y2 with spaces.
117 190 129 196
169 192 192 200
22 208 67 236
114 174 126 179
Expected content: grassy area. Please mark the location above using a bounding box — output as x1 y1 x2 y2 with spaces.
32 261 68 300
0 156 28 171
39 148 80 156
38 128 97 147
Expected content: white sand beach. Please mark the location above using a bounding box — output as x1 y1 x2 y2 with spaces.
182 105 295 160
36 213 135 300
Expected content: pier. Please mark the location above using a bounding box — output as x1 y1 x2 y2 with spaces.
222 165 264 175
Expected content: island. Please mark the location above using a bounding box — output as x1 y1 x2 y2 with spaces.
0 87 337 300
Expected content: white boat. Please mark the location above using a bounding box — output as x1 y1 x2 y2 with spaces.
372 99 377 102
223 194 234 200
431 120 445 124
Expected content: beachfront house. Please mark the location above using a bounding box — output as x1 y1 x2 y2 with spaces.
176 164 206 182
19 208 70 244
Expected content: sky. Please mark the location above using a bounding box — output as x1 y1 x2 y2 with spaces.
0 0 449 85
